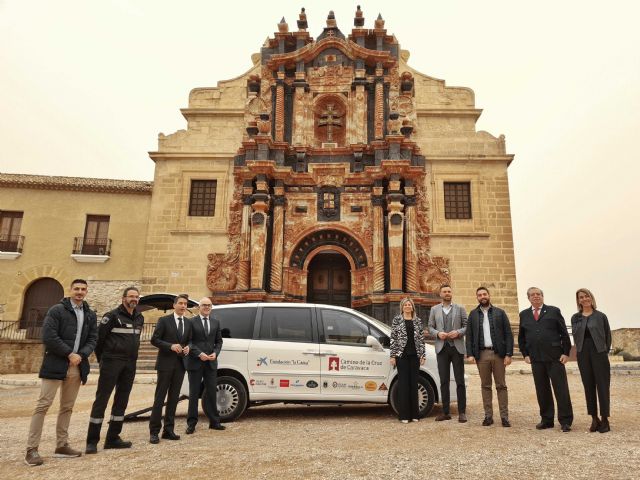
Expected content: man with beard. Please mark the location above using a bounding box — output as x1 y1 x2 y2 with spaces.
465 287 514 427
85 287 144 454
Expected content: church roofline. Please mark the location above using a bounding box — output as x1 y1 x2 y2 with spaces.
0 172 153 194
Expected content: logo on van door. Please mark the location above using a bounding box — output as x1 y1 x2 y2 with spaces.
328 356 340 371
257 357 268 366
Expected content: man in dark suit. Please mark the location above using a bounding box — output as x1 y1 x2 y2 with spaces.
466 287 513 427
149 294 192 444
518 287 573 432
185 297 224 433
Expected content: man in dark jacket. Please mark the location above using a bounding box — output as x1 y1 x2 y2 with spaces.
25 279 98 467
85 286 144 454
465 287 514 427
149 294 192 444
185 297 224 434
518 286 573 432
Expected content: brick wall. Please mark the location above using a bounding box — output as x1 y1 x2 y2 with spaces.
0 340 43 374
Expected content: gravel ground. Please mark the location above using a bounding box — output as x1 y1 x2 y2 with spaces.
1 372 638 479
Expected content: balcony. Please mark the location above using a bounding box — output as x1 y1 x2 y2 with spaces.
0 235 24 260
71 237 111 263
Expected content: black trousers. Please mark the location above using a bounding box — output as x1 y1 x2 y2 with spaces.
437 343 466 414
187 365 220 427
531 360 573 425
577 337 610 417
396 354 419 420
149 366 185 435
87 357 136 445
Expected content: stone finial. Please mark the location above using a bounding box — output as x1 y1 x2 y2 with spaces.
326 10 337 28
354 5 364 27
297 7 308 30
278 17 289 33
375 13 385 29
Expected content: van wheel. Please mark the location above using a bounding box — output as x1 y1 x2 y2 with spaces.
202 376 248 422
389 375 435 418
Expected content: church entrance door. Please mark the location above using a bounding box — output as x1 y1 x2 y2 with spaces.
307 252 351 307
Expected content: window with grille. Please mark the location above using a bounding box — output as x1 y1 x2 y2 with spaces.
444 182 472 219
0 210 23 251
323 192 335 210
189 180 217 217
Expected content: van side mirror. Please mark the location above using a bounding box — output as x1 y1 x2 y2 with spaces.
366 335 384 351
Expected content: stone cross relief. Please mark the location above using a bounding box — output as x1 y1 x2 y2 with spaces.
318 103 343 142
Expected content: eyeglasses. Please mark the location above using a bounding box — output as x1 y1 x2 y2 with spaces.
200 304 213 307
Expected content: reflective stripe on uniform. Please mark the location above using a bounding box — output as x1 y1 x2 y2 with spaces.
111 328 141 334
110 415 125 422
89 417 103 424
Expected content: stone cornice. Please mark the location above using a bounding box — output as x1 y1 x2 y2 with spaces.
416 108 483 119
148 152 236 161
180 108 244 120
426 155 515 165
0 173 153 194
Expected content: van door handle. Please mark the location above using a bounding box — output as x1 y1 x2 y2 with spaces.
302 350 319 355
320 352 337 356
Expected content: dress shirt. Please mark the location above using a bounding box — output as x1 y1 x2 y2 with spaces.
71 300 84 353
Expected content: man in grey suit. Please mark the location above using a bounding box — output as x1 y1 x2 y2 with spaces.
428 284 468 422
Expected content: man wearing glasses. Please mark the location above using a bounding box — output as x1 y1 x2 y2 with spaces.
185 297 224 433
85 286 144 454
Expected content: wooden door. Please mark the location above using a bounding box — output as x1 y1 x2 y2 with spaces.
20 278 64 336
307 252 351 307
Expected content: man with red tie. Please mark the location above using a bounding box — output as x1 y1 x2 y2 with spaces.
518 287 573 432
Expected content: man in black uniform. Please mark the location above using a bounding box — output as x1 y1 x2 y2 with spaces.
85 286 144 454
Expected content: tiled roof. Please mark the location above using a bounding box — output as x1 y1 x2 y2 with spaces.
0 173 153 194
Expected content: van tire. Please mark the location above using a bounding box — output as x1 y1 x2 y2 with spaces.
202 376 248 422
389 375 435 418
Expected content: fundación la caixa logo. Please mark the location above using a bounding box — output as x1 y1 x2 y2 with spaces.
257 357 268 367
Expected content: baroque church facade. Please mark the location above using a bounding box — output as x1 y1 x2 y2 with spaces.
0 8 517 328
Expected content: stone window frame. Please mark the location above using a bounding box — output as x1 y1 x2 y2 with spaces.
431 172 488 236
188 179 217 217
174 167 230 234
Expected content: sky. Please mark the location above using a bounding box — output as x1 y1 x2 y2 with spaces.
1 1 639 328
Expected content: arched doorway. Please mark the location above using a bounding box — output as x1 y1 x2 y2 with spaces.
307 252 351 307
20 277 64 337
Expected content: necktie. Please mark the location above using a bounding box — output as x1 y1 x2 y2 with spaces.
178 317 184 340
533 308 540 321
203 317 209 335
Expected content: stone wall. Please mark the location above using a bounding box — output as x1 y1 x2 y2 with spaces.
0 339 42 374
612 328 640 358
89 279 144 317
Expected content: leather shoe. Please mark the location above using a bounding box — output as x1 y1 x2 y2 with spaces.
104 437 132 449
482 416 494 426
435 413 452 421
598 419 610 433
186 425 195 434
561 424 571 432
209 423 226 431
535 421 554 430
85 444 97 455
501 417 511 427
149 434 160 444
458 413 467 423
589 417 601 432
161 431 180 440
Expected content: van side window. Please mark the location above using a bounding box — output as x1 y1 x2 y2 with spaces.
259 307 313 343
214 307 256 339
320 309 370 345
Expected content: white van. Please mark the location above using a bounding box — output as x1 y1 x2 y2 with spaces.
180 302 456 422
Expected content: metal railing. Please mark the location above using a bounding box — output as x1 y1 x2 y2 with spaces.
0 320 42 341
72 237 112 255
0 234 24 253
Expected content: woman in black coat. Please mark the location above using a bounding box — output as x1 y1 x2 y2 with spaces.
571 288 612 433
390 297 426 423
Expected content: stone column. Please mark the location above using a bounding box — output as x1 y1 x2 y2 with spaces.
237 184 253 291
270 181 285 292
374 75 384 140
372 185 385 293
387 176 404 292
404 183 418 292
275 73 285 142
250 176 270 291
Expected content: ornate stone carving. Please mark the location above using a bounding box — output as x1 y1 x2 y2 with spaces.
206 252 239 291
417 256 450 292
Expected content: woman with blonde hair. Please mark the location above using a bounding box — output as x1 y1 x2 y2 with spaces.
390 297 426 423
571 288 612 433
